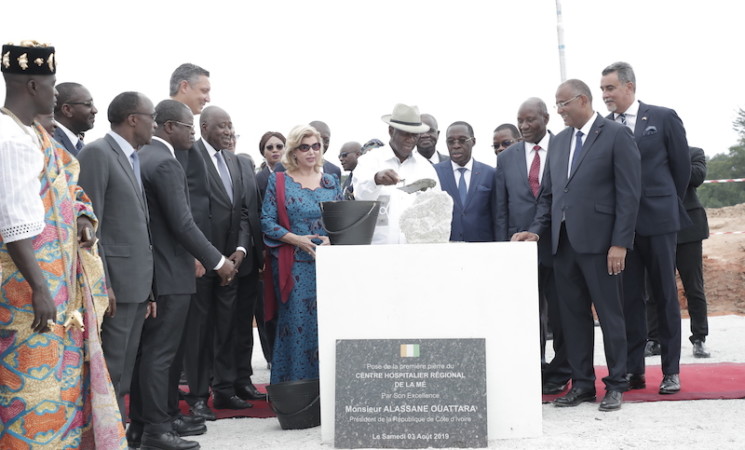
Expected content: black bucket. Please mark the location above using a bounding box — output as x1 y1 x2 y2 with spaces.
266 379 321 430
320 200 380 245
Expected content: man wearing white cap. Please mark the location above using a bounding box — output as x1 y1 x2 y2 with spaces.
353 104 439 244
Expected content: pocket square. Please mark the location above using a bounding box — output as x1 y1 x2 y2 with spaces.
643 126 657 136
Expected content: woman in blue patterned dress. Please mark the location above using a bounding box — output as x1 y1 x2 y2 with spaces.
261 124 342 384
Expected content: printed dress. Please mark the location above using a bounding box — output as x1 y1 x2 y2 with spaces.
261 172 341 384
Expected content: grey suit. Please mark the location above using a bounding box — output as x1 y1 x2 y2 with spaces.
77 132 154 422
529 114 641 391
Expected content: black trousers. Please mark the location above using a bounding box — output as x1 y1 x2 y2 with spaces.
184 275 239 402
647 239 708 343
539 263 571 386
553 224 628 391
233 267 268 388
130 294 191 433
624 232 681 375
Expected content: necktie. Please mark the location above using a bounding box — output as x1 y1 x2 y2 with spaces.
75 139 84 152
457 167 468 205
215 150 234 203
528 146 541 197
570 130 584 175
130 151 142 189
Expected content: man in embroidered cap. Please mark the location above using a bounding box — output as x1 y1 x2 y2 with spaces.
352 103 441 244
0 40 126 448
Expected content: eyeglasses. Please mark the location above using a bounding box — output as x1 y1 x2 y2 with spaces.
492 140 515 150
296 142 322 152
167 120 194 129
555 95 581 109
445 137 474 146
265 144 284 151
339 152 359 158
131 112 157 120
66 101 95 108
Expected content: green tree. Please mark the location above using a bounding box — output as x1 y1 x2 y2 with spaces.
698 109 745 208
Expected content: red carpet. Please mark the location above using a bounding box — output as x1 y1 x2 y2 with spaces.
543 363 745 403
126 384 276 420
178 384 276 419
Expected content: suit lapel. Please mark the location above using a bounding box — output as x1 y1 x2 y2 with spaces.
634 102 649 140
567 115 603 183
224 150 241 204
197 140 231 204
105 134 147 212
465 162 483 208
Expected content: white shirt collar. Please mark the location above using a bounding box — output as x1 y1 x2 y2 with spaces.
56 122 81 148
107 130 136 158
450 157 474 173
152 136 176 158
616 100 639 119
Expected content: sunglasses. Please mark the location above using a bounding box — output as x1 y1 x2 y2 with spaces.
296 142 322 152
265 144 284 151
446 137 474 146
492 140 515 149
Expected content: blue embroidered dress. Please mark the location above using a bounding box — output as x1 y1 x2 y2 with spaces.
261 172 341 383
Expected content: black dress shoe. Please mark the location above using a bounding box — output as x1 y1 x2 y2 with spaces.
692 340 711 358
172 416 207 437
659 374 681 394
554 387 596 407
235 383 267 401
626 373 646 390
176 414 205 425
190 399 216 421
126 423 143 449
644 340 661 357
542 381 568 395
212 394 253 410
598 390 623 411
141 431 200 450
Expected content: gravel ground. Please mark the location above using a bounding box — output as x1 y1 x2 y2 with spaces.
187 315 745 450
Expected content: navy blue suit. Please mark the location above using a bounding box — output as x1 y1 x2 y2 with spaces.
529 114 640 391
434 159 496 242
611 101 690 377
52 127 80 156
495 136 570 386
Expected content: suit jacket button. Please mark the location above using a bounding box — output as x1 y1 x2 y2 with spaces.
563 188 569 193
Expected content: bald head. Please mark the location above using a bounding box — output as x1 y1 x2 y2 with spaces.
200 105 232 150
338 141 362 172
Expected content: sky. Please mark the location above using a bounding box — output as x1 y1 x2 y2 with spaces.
3 0 744 170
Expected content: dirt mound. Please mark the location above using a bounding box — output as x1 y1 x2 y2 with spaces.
697 206 745 316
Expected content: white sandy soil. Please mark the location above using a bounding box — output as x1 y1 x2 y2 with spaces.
187 315 745 450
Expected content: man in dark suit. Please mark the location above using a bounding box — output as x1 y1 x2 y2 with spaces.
417 114 450 164
276 120 341 180
601 61 691 394
496 98 570 395
434 121 495 242
52 82 97 156
514 79 641 412
127 100 237 449
646 146 711 358
338 141 362 196
170 63 213 238
231 149 268 401
183 105 253 419
77 91 156 424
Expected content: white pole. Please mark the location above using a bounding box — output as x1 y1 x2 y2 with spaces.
555 0 567 82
